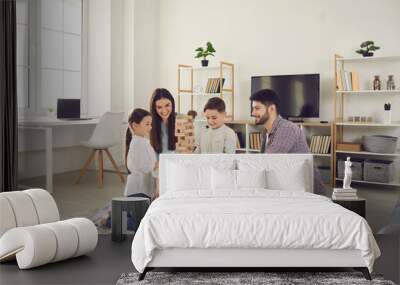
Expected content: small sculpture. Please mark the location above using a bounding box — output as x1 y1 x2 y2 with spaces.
343 157 352 189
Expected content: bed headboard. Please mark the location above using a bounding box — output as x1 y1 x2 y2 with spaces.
159 154 314 195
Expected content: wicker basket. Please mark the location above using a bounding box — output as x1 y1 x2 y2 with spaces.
362 135 398 154
364 160 394 183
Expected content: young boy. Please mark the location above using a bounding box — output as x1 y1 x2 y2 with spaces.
196 97 237 153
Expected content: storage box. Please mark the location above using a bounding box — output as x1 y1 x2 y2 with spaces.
336 142 362 152
362 135 398 154
364 160 394 183
337 158 363 180
317 166 331 184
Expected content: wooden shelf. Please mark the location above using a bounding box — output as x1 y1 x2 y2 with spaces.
180 66 232 71
312 153 332 157
335 122 400 127
336 90 400 94
226 120 256 125
336 150 400 157
336 55 400 63
336 178 400 187
298 122 332 127
178 61 235 119
248 149 261 153
178 92 232 96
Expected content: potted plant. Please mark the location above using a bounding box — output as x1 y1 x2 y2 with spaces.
195 42 216 67
47 107 55 118
356 41 380 57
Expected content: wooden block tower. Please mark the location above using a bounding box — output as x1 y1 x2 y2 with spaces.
175 115 195 153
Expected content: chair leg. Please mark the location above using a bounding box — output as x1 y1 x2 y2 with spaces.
75 149 96 184
104 149 125 183
98 150 104 188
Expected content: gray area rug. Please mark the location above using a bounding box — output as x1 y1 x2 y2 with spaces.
116 271 395 285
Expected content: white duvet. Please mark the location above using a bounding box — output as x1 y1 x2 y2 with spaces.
131 190 380 273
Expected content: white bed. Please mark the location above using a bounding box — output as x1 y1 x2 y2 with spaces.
131 154 380 280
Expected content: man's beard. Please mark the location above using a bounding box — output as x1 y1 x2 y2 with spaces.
255 113 269 125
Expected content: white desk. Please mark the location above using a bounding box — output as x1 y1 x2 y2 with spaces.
18 117 99 193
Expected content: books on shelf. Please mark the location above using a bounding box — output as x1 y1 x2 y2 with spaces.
336 70 359 91
249 132 262 150
309 135 331 154
205 78 225 93
235 132 245 148
332 188 358 200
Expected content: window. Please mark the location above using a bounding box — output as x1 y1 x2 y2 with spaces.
16 0 83 114
16 0 30 109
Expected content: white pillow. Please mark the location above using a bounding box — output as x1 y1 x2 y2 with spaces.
167 162 212 191
211 168 237 190
236 169 267 189
266 162 307 191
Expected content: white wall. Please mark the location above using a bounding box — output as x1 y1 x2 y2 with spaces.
87 0 111 116
133 0 159 109
139 0 400 121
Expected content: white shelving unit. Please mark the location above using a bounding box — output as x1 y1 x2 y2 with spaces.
336 90 400 94
333 54 400 188
336 55 400 63
336 150 400 157
335 123 400 127
336 178 400 188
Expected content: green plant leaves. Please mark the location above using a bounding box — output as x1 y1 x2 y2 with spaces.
194 42 216 59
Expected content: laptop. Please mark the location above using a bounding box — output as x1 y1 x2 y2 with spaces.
57 99 91 120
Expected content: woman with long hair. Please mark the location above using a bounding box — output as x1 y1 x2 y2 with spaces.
149 88 176 155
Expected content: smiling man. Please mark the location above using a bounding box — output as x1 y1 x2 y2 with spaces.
250 88 325 194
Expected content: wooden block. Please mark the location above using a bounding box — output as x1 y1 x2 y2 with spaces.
336 142 362 152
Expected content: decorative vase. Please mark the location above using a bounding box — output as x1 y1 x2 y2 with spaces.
201 60 209 67
387 75 395 90
373 75 381 90
384 110 392 124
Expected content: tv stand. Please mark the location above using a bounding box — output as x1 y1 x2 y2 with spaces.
288 118 304 123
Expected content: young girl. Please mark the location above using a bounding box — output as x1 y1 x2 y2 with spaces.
125 108 158 199
98 109 157 230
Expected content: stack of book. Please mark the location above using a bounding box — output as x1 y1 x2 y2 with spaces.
249 132 262 150
332 188 358 200
309 135 331 154
336 70 360 91
205 78 225 93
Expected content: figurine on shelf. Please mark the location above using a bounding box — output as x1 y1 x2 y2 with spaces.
373 75 381 90
387 75 396 90
343 157 353 189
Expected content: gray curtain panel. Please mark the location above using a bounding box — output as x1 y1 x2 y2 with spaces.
0 0 18 192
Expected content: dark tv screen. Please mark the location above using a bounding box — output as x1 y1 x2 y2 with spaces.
251 74 320 118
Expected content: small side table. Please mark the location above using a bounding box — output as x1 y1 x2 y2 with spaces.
112 197 150 242
332 198 366 218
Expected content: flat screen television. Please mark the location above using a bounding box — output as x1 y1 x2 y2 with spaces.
251 74 320 119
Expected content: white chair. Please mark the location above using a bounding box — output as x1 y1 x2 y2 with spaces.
0 189 98 269
76 112 126 187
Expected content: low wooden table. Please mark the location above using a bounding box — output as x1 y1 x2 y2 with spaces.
111 197 150 242
332 198 366 218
